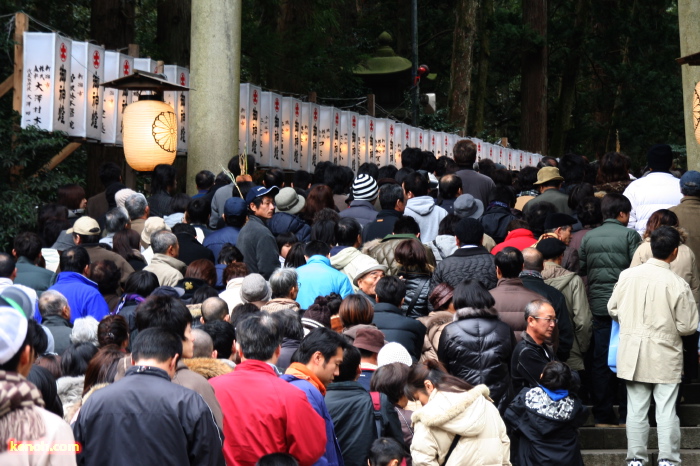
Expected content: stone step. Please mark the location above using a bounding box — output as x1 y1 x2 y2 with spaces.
580 427 700 450
582 449 700 466
584 404 700 427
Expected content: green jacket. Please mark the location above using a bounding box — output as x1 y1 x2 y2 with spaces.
579 219 641 317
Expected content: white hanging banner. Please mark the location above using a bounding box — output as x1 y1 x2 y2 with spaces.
161 65 189 154
21 33 72 132
132 58 157 102
298 102 311 171
356 114 368 168
291 99 303 171
247 85 262 160
368 117 378 166
394 123 406 166
338 111 351 168
374 119 388 167
331 109 342 166
68 41 103 140
349 112 359 171
279 97 293 169
443 133 451 159
270 94 283 167
101 51 133 145
259 91 273 167
308 103 321 171
238 83 250 156
318 106 333 168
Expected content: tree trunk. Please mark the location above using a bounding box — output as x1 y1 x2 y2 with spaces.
447 0 478 134
472 0 493 135
156 0 192 66
549 0 590 157
87 0 137 195
519 0 547 154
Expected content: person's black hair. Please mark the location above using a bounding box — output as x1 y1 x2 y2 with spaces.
195 170 215 190
567 182 595 211
506 219 530 232
335 218 361 247
305 240 331 258
186 198 212 225
90 260 121 295
494 247 524 278
576 196 603 227
131 327 183 363
370 362 411 405
293 327 349 365
13 232 43 262
358 162 380 180
29 320 48 355
478 159 495 179
28 365 63 418
151 164 178 194
170 193 191 213
403 172 429 197
293 170 312 190
378 165 398 180
236 312 281 361
375 276 406 307
218 244 244 265
172 223 196 237
438 174 462 201
271 308 304 341
227 154 256 178
313 161 333 185
276 232 298 254
378 183 404 210
135 295 191 339
124 270 159 297
489 185 516 206
0 253 15 278
335 345 361 382
559 153 587 185
99 162 122 187
75 232 100 245
392 216 420 236
264 168 286 189
539 361 572 391
492 169 513 187
310 219 337 246
401 147 423 170
368 437 407 466
324 165 349 195
453 279 495 310
394 167 415 186
435 156 458 178
601 193 632 220
256 453 299 466
60 342 98 377
453 217 484 245
421 151 437 173
0 317 36 372
224 209 247 228
230 303 260 333
516 166 539 193
538 156 558 168
284 243 307 268
524 201 557 237
437 214 460 236
651 225 681 260
201 321 236 359
60 246 90 274
191 285 219 305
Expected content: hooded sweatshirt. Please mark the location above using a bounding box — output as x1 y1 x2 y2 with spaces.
330 247 375 291
404 196 447 244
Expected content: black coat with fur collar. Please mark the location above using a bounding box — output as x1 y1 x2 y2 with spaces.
438 306 517 412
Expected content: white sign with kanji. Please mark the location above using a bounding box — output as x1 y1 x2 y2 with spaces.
101 51 133 145
68 41 103 140
258 91 272 167
356 114 368 168
317 106 333 168
162 65 189 154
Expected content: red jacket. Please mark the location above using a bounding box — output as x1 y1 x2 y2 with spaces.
491 228 537 255
210 359 327 466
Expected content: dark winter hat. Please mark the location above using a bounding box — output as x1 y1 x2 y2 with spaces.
544 213 577 231
680 170 700 193
453 194 484 219
353 327 385 354
536 237 567 260
245 185 279 205
646 144 674 172
352 174 379 201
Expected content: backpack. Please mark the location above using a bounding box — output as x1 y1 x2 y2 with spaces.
370 391 384 438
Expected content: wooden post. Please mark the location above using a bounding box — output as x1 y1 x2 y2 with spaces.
367 94 375 117
155 60 164 74
308 91 317 103
13 13 28 113
40 142 83 172
501 137 508 147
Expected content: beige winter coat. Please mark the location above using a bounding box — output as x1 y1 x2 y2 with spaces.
411 385 511 466
330 247 375 291
417 311 454 362
542 261 592 371
631 237 700 303
143 253 186 287
608 258 699 384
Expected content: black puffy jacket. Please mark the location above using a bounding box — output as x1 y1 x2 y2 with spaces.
398 269 433 318
373 303 427 361
438 306 516 412
429 246 497 293
268 212 311 242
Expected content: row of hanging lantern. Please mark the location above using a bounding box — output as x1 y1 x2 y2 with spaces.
238 83 544 172
20 32 189 171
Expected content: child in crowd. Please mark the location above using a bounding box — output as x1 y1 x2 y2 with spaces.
368 437 408 466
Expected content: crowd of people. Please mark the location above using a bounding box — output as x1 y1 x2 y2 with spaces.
1 139 698 466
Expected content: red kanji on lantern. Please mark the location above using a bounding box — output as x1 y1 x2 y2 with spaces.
313 109 318 121
335 113 339 125
60 43 67 62
369 121 374 132
432 136 435 146
180 73 186 86
419 134 423 144
123 60 130 76
274 99 280 112
352 116 356 128
390 125 394 136
405 129 409 139
92 51 100 69
295 103 299 117
252 90 258 105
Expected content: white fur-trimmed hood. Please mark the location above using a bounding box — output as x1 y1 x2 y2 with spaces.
412 384 492 436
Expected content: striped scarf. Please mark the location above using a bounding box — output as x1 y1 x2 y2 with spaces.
0 370 45 451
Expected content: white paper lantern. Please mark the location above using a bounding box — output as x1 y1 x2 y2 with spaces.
694 81 700 145
123 99 177 171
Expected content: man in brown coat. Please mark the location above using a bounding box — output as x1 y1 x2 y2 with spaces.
670 170 700 262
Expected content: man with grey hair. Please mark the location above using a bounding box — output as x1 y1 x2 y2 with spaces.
99 207 131 248
200 297 230 325
511 299 558 392
125 192 150 236
261 267 301 313
39 289 73 355
143 230 186 286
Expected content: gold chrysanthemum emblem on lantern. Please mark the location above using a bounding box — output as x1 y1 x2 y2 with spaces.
694 82 700 145
152 111 177 152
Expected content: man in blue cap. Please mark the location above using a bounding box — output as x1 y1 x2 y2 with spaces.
203 197 248 259
236 185 280 280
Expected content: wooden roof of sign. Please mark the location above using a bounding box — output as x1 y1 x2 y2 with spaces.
677 51 700 66
101 69 191 91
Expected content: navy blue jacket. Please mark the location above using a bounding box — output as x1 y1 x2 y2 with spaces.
268 212 311 242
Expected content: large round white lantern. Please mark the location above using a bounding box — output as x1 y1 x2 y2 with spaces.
694 81 700 145
123 97 177 171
